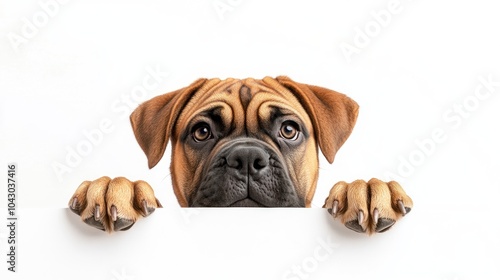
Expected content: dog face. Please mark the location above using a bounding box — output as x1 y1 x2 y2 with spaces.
130 76 359 207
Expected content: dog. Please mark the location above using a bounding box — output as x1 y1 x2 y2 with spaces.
68 76 413 234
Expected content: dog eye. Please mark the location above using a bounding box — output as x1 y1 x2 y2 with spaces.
279 121 300 141
192 124 212 142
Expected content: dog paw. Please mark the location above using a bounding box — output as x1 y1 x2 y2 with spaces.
323 178 412 234
68 176 162 232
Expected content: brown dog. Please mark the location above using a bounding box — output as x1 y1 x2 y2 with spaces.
68 76 412 234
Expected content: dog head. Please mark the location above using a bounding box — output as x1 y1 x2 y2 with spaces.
130 76 358 207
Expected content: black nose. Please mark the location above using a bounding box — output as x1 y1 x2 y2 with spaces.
226 145 269 176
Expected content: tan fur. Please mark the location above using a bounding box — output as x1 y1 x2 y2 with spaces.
69 76 412 234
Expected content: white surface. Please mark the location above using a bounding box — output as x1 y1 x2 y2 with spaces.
1 207 499 280
1 0 500 279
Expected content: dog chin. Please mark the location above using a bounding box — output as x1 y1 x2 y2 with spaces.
229 198 265 207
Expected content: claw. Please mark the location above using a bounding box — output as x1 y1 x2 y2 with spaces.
345 210 366 233
71 197 78 209
94 205 100 221
358 210 364 225
397 200 407 216
331 200 339 217
373 208 379 224
111 205 117 222
142 200 149 216
69 198 80 215
156 199 163 208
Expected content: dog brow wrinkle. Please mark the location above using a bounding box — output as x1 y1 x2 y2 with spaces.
239 85 252 111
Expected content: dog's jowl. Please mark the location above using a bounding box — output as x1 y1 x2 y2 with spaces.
69 76 412 234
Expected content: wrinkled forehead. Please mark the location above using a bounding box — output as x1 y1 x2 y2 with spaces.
175 78 311 135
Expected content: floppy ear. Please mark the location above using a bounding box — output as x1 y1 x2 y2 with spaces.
130 78 208 169
274 76 359 164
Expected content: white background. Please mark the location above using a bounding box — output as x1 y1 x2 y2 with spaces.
1 0 499 279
